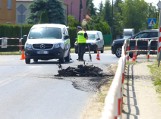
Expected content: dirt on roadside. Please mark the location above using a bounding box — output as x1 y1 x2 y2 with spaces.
79 64 117 119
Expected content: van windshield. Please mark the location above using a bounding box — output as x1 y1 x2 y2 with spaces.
88 34 96 40
28 27 62 39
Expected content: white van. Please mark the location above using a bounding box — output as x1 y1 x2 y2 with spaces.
75 30 104 53
24 24 71 64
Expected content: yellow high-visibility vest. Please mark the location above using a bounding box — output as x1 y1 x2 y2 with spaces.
77 31 86 43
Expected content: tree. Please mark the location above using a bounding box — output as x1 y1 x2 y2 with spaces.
86 16 111 34
27 0 65 24
47 0 65 24
27 0 47 24
121 0 149 32
103 0 112 27
113 0 123 38
68 15 79 27
86 0 96 16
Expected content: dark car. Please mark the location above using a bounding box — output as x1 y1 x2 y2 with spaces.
111 29 158 58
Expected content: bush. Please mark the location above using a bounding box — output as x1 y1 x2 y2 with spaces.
0 24 32 52
0 24 78 52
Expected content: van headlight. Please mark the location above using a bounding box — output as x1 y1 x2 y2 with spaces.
25 43 32 50
53 43 64 48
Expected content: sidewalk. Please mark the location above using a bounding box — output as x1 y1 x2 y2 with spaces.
122 62 161 119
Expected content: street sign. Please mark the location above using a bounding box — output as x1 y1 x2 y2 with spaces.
148 18 156 28
157 1 161 9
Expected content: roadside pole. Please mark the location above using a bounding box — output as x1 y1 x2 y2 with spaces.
157 1 161 67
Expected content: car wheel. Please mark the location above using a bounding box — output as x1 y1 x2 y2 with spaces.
33 59 38 63
115 47 122 58
65 51 70 62
129 53 133 58
25 58 30 64
101 46 104 53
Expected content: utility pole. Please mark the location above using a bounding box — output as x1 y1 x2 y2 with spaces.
79 0 82 23
111 0 114 39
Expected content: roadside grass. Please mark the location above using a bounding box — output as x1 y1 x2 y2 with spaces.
0 51 21 55
148 61 161 93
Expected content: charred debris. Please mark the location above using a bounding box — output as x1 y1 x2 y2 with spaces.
55 64 109 77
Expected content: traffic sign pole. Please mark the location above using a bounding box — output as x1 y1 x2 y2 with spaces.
157 1 161 67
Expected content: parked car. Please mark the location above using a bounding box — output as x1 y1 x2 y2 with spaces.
111 29 158 58
74 31 104 53
24 24 71 64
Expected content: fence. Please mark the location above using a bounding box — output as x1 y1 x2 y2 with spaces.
100 37 158 119
0 37 24 52
125 37 158 61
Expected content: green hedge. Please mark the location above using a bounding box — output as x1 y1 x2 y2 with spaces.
103 34 112 46
0 25 113 51
0 24 77 52
0 24 32 52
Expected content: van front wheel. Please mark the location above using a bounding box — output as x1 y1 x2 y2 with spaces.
25 58 30 64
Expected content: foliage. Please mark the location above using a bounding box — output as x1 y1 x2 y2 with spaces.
86 0 96 16
0 24 32 52
67 15 79 27
121 0 149 33
0 24 77 50
113 0 123 38
47 0 65 24
103 0 112 27
28 0 65 24
86 16 111 34
148 62 161 93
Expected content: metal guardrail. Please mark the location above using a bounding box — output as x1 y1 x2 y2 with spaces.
101 37 158 119
101 43 126 119
125 37 158 61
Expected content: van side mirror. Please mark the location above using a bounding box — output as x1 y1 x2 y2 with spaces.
64 35 69 40
97 38 100 41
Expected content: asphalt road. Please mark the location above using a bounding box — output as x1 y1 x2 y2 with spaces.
0 51 118 119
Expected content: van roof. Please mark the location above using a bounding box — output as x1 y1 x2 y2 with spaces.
31 24 67 29
86 31 101 34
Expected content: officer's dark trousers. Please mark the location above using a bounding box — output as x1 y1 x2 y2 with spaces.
78 43 86 60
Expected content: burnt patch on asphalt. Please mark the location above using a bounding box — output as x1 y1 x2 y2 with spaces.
55 65 109 77
54 64 116 92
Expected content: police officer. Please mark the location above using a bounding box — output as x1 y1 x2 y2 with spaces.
77 27 88 61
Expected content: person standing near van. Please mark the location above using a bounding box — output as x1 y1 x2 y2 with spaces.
77 27 88 61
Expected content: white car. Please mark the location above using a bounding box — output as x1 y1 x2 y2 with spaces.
24 24 71 64
75 30 104 53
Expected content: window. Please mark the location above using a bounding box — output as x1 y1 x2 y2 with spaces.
7 0 12 9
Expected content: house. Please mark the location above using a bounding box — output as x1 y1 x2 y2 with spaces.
64 0 87 22
0 0 87 24
0 0 16 24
